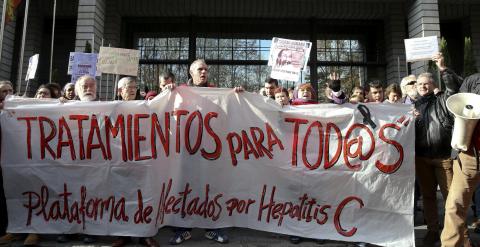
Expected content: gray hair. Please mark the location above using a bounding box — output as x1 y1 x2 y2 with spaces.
189 59 207 74
159 71 175 82
75 75 97 94
417 72 436 85
117 76 136 89
63 82 75 91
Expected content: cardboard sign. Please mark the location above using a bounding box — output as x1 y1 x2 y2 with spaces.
404 36 439 62
97 47 140 76
1 88 415 247
268 38 312 82
25 54 39 81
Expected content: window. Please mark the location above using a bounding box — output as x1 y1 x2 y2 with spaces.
137 37 189 60
137 37 189 91
317 66 365 102
136 36 368 99
317 39 365 63
315 39 366 102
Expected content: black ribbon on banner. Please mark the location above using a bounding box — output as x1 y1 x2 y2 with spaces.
357 104 377 129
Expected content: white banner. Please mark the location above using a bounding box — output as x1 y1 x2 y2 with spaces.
1 88 415 247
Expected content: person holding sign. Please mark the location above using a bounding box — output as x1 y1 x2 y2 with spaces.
169 59 243 245
0 80 41 246
414 52 462 247
111 77 160 247
0 80 14 237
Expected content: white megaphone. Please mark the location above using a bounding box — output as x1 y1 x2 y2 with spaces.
446 93 480 151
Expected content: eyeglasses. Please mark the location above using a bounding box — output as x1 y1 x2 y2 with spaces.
407 81 416 85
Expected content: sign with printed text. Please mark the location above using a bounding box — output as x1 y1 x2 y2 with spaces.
268 38 312 82
404 36 439 62
25 54 39 81
97 47 140 76
68 52 99 83
1 88 415 247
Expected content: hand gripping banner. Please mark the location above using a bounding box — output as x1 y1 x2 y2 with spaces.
0 87 415 246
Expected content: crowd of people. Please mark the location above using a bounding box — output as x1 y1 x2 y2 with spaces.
0 53 479 247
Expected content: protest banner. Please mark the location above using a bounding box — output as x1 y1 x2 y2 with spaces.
404 36 439 62
1 88 414 247
24 54 39 81
67 52 99 83
268 38 312 82
96 47 140 76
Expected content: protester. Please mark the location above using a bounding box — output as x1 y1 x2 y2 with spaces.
441 72 480 247
291 83 317 105
0 80 13 110
414 52 462 246
169 59 242 245
0 81 41 245
35 84 52 99
471 186 480 233
288 82 317 244
324 72 347 104
351 86 365 98
56 75 98 244
384 83 402 104
366 80 384 103
111 77 160 247
264 77 278 99
400 75 417 104
74 75 97 101
349 86 365 104
118 77 139 101
145 91 158 100
274 87 289 106
46 82 62 98
159 70 176 92
0 80 13 237
62 82 75 100
349 94 364 104
287 87 294 101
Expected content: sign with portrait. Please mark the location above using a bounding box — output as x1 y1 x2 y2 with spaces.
268 38 312 82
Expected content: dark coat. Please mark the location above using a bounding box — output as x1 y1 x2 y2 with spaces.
414 69 463 158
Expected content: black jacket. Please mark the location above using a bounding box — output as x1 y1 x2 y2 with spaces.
415 69 463 158
459 73 480 94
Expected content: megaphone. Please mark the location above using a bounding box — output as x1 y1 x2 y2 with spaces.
446 93 480 151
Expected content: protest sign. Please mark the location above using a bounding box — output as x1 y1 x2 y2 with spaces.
25 54 39 81
68 52 99 83
268 38 312 82
1 88 414 247
97 47 140 76
404 36 439 62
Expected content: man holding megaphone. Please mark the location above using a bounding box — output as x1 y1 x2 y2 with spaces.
442 73 480 247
